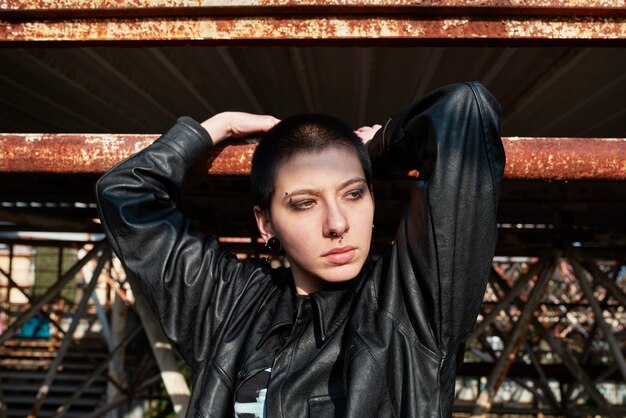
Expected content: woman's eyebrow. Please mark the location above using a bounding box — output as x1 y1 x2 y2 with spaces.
282 178 366 201
338 177 367 190
282 189 320 200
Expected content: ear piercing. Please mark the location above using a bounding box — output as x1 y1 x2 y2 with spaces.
265 236 282 253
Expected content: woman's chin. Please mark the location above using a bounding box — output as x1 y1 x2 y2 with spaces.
291 256 367 294
318 263 364 284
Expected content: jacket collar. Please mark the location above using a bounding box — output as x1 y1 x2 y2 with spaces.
257 259 372 348
256 268 296 350
309 275 362 343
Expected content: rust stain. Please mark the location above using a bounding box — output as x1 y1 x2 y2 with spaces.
2 16 626 42
501 137 626 181
0 134 624 180
1 0 626 12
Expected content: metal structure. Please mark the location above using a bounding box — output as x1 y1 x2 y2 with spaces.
2 1 626 44
1 135 626 181
0 1 625 417
461 254 626 416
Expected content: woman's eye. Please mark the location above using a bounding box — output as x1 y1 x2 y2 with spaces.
346 189 364 200
290 200 315 211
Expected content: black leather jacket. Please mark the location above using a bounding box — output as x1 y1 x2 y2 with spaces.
96 82 504 418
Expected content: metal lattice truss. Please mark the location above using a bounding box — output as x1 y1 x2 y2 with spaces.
0 241 192 418
1 241 625 417
458 253 626 417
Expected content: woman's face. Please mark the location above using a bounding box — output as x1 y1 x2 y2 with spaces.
255 147 375 295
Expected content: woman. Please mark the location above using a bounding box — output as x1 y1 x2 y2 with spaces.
96 82 505 418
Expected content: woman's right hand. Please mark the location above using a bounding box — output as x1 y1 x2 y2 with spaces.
201 112 280 145
355 124 382 145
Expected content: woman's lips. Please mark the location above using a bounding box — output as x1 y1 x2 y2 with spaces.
322 246 356 265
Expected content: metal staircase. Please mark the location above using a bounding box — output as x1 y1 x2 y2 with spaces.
0 337 108 418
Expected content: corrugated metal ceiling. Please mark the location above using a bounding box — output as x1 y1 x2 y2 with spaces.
1 46 624 137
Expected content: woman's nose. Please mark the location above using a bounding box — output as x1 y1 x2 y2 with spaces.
323 202 349 238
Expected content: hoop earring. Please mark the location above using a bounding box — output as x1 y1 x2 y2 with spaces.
265 236 282 253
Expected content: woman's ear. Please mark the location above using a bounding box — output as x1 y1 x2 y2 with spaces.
254 206 274 242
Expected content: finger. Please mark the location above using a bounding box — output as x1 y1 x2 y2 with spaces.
260 116 280 132
268 116 281 127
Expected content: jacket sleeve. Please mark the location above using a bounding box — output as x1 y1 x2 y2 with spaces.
367 82 505 357
96 117 259 368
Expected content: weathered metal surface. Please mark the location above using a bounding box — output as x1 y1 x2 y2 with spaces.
1 16 626 44
502 137 626 180
2 1 625 44
0 134 625 180
1 0 625 15
0 133 156 174
0 133 254 175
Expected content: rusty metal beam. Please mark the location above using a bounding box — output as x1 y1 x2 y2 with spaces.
2 16 625 45
502 137 626 180
1 134 625 180
2 1 625 18
1 1 626 46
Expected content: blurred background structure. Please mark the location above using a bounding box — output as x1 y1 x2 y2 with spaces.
0 1 625 417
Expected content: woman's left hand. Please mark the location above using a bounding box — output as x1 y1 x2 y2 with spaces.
355 124 382 145
201 112 280 146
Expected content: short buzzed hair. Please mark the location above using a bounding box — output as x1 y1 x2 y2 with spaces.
251 113 373 218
